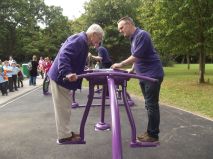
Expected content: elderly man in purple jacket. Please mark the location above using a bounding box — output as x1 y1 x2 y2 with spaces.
111 16 164 145
48 24 104 144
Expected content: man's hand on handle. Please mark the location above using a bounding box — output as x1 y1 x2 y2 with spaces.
111 63 123 69
66 73 78 82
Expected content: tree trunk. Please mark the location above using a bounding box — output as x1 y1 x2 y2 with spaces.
187 54 190 70
197 7 206 84
181 56 185 64
198 51 205 83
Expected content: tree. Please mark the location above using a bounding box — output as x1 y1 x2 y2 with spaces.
0 0 72 62
139 0 213 83
41 5 71 57
0 0 46 60
82 0 142 61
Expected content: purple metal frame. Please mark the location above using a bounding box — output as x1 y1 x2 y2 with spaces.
68 69 159 159
71 83 135 108
72 89 134 108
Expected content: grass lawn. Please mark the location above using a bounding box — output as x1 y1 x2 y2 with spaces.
127 64 213 119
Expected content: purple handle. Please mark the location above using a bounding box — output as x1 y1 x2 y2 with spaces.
77 71 158 82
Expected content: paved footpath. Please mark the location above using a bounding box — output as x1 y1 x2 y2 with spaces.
0 77 213 159
0 76 43 106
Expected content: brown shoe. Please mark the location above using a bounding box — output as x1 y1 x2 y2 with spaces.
137 132 149 140
137 133 159 143
57 132 81 145
71 131 80 138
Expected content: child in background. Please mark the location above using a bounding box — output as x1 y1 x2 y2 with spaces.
3 60 13 92
43 57 52 77
38 56 45 79
17 64 24 88
11 62 19 91
0 66 8 96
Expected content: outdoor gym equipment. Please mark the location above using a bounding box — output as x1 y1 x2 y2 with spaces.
65 69 159 159
71 69 135 108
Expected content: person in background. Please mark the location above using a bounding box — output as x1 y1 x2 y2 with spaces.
2 62 8 94
0 66 8 96
3 61 13 92
43 57 52 77
88 44 112 94
38 56 45 79
29 55 39 86
111 16 164 144
48 23 104 145
88 44 112 69
11 61 19 91
9 56 16 66
17 64 24 88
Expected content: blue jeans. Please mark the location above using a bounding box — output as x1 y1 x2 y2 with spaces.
139 78 163 138
29 76 37 85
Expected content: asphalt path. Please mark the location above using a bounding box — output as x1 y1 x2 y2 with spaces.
0 87 213 159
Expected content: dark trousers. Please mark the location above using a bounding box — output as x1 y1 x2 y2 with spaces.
8 77 13 91
18 77 23 87
139 78 163 138
29 76 36 85
12 75 18 90
0 81 8 95
41 71 44 79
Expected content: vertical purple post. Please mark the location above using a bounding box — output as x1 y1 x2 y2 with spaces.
95 84 110 131
79 82 95 142
100 84 107 122
121 84 137 144
107 76 123 159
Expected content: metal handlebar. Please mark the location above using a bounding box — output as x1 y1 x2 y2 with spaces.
64 69 158 83
78 72 158 82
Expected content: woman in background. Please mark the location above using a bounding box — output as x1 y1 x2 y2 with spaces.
29 55 38 86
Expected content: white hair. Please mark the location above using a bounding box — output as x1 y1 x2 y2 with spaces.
86 24 104 37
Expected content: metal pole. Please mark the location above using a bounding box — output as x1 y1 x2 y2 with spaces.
107 76 123 159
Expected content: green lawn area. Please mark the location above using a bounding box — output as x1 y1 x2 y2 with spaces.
127 64 213 119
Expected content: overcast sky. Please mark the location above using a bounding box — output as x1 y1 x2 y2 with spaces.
44 0 89 20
